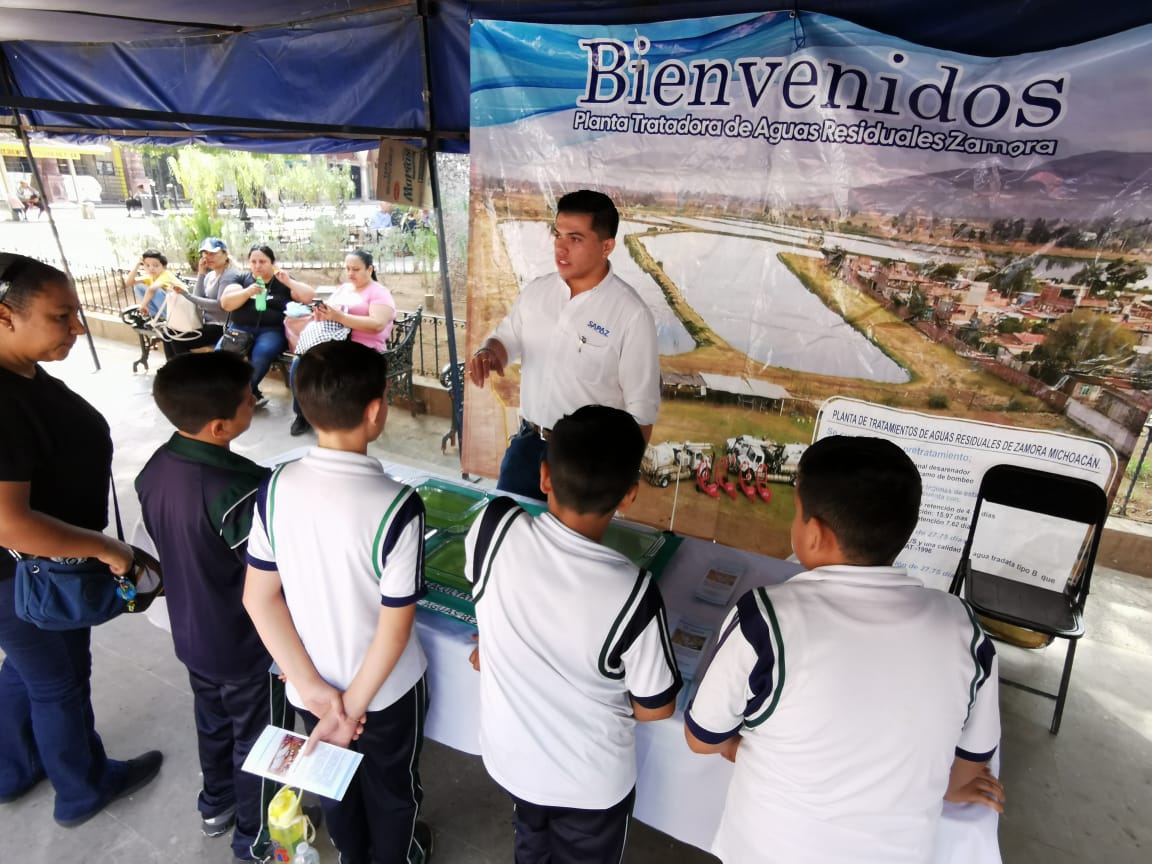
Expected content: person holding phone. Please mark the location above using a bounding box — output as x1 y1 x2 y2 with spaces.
163 237 242 357
288 250 395 436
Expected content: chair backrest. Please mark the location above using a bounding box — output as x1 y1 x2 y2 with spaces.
383 305 423 372
956 464 1109 606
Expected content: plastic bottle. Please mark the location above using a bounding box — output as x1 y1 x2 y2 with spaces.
253 276 268 312
292 841 320 864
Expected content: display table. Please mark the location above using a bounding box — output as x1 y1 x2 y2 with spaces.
135 453 1000 863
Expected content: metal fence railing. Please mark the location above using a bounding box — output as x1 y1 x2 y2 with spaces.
404 309 467 380
75 267 135 315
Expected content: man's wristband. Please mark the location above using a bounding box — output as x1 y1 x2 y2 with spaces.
473 346 493 358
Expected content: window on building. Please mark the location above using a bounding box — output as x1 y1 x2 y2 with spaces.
3 156 31 173
95 160 116 176
56 158 72 173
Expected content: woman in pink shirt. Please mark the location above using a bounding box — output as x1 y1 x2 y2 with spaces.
290 250 397 436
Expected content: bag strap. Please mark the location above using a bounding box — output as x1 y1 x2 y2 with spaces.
109 472 124 542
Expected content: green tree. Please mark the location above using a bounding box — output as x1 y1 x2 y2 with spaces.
1033 310 1137 375
997 317 1025 334
989 262 1034 299
1026 218 1052 245
1070 263 1109 294
907 287 929 319
1104 259 1147 292
928 262 961 281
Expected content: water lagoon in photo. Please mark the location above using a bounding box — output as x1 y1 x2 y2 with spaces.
642 232 911 383
662 215 963 265
498 219 696 355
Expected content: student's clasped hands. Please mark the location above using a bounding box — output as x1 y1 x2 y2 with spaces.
298 679 367 754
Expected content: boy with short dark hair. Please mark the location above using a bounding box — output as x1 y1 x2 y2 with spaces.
243 340 432 864
686 436 1004 864
135 351 279 863
465 404 681 863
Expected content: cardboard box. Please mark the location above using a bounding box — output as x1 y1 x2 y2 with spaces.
377 139 432 208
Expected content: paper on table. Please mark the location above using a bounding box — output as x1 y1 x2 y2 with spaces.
241 725 363 801
694 565 745 606
669 618 714 680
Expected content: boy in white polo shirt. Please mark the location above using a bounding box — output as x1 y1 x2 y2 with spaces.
686 436 1005 864
243 341 433 864
465 405 681 864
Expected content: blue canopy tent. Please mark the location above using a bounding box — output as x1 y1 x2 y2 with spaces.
1 0 1149 406
2 2 1150 153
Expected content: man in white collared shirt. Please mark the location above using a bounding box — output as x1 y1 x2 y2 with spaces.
468 190 660 499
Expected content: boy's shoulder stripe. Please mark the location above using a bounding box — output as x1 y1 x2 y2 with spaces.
371 485 423 582
743 586 786 727
264 463 291 555
471 496 524 603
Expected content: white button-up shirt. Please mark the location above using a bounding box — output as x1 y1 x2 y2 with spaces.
491 267 660 429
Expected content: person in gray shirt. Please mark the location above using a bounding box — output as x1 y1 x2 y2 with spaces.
165 237 242 357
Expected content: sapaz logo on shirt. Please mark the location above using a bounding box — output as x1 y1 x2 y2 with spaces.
586 320 611 337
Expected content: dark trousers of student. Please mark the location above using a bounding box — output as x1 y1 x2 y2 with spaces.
300 676 428 864
190 667 286 861
510 786 635 864
496 423 549 501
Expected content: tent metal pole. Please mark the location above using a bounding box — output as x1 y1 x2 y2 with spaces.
417 0 466 473
0 45 102 373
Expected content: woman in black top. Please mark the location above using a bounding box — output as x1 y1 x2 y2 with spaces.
0 254 162 826
219 244 315 407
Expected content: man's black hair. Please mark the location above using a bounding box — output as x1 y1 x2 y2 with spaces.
153 351 253 433
295 341 389 431
545 405 644 516
557 189 619 240
141 249 167 267
795 435 922 566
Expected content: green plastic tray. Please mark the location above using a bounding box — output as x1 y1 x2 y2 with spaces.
602 523 665 569
424 535 470 592
417 479 488 529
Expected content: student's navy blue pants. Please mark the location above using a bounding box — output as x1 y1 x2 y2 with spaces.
189 667 283 861
300 676 428 864
496 422 549 501
510 786 635 864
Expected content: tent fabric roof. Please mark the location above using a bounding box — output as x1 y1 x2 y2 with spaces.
2 2 1151 153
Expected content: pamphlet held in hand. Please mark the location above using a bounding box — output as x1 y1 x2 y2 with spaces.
241 725 363 801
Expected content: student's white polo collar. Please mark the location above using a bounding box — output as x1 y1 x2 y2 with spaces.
788 565 924 590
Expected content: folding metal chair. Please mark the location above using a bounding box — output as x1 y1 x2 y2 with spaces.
948 464 1109 735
